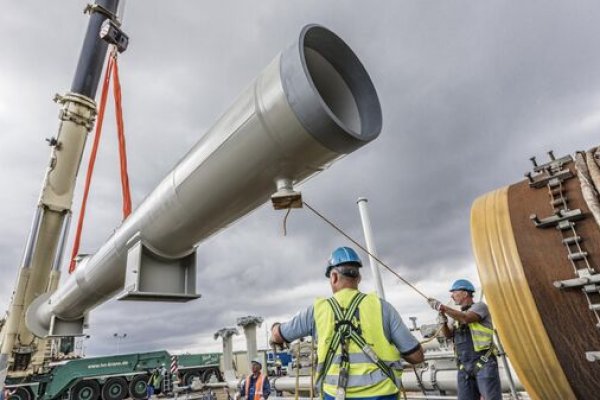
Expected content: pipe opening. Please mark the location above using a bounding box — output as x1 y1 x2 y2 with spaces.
300 25 381 138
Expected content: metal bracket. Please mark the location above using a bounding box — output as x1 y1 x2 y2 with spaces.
118 235 201 302
553 269 600 289
586 352 600 362
526 168 574 189
84 3 118 23
525 152 574 188
100 19 129 53
530 152 573 173
54 92 97 130
530 208 584 228
271 178 302 210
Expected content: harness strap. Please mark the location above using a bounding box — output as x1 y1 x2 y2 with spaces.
315 293 366 396
327 295 399 386
459 345 497 379
319 293 403 397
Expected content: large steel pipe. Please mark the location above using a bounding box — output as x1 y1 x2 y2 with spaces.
26 24 381 337
471 150 600 399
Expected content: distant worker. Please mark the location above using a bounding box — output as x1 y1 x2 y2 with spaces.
274 359 282 377
147 368 163 399
270 246 424 400
428 279 501 400
239 358 270 400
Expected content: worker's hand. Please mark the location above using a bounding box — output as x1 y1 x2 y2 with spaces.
269 322 289 350
437 312 448 324
427 298 443 312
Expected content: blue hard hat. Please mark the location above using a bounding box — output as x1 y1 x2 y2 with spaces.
450 279 475 293
326 246 362 277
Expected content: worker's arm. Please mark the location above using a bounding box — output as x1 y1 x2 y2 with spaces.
239 380 246 398
402 345 424 364
440 316 453 338
439 304 481 325
382 300 424 364
271 305 314 345
262 375 271 399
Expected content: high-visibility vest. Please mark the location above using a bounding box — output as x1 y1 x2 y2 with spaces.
468 322 494 352
314 289 403 398
245 373 265 400
454 320 494 352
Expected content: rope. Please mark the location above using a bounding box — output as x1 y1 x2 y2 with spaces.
294 342 300 400
411 365 428 397
310 338 315 400
68 50 133 273
68 55 114 273
302 201 429 300
282 207 292 236
112 54 132 218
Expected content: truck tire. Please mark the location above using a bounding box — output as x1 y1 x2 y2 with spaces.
128 375 148 400
182 370 201 386
71 380 101 400
202 368 218 383
101 378 128 400
7 387 33 400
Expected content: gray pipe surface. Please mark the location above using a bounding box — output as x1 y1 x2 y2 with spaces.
27 24 381 337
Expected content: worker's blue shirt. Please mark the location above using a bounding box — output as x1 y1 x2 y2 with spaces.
239 373 271 399
279 295 420 356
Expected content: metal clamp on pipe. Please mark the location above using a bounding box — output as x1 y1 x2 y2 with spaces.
272 178 302 210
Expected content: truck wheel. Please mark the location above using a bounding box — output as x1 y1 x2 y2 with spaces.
202 368 217 383
182 371 201 386
101 378 128 400
71 380 100 400
8 387 33 400
128 375 148 400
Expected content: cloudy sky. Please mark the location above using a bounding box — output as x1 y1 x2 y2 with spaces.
1 1 599 357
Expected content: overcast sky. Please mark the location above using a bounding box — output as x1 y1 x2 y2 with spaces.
1 1 599 357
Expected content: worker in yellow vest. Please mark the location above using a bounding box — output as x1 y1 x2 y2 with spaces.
428 279 501 400
270 246 424 400
239 358 270 400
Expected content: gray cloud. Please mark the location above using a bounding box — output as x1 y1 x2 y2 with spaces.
1 1 600 357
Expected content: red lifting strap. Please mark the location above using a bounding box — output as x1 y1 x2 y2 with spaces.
69 53 132 274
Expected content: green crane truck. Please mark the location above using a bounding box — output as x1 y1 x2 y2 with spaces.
5 351 222 400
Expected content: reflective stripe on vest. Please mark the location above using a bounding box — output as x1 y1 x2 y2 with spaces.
453 320 494 352
324 368 402 388
314 289 402 397
245 373 264 400
469 322 494 352
316 354 404 374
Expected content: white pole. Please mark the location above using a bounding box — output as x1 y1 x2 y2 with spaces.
357 198 385 300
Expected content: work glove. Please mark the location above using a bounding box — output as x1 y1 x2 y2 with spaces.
427 298 443 312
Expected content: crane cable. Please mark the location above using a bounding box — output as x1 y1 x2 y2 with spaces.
302 201 430 300
68 49 132 273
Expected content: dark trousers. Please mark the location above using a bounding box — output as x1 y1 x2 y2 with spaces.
457 357 502 400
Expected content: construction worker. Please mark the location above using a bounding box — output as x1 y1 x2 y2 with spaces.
428 279 501 400
239 358 270 400
147 368 163 399
270 246 424 400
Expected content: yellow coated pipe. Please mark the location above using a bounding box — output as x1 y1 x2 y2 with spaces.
470 187 576 400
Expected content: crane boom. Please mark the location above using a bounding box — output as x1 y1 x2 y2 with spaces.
0 0 120 385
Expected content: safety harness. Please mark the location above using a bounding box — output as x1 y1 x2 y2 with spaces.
454 306 497 380
456 342 497 380
315 293 401 400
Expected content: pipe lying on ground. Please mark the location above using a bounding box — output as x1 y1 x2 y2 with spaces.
26 24 382 338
